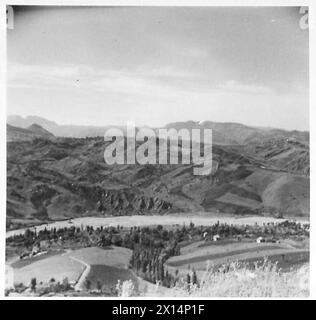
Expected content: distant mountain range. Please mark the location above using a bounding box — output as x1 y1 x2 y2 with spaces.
7 115 113 139
7 115 309 145
164 121 309 145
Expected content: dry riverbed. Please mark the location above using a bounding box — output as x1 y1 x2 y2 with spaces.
6 213 308 239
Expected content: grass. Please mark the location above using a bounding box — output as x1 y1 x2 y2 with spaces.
198 239 240 248
12 254 85 285
85 265 139 295
67 246 132 268
241 251 309 272
167 245 284 267
118 260 309 298
166 239 309 276
11 250 65 269
9 246 134 293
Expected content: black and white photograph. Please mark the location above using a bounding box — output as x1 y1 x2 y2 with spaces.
2 1 314 300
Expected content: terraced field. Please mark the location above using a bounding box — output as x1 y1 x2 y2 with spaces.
165 241 309 274
168 245 285 267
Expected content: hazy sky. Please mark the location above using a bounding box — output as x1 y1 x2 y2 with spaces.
7 6 309 130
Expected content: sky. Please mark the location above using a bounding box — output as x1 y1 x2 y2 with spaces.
7 6 309 130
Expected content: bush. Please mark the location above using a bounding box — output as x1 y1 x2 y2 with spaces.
117 260 309 298
116 279 137 297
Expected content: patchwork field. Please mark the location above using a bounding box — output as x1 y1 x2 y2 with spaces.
67 246 132 268
10 246 134 293
12 254 85 285
11 250 65 269
165 240 309 275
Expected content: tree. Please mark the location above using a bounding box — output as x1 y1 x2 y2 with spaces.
186 273 191 291
62 277 70 291
85 278 91 291
111 234 122 246
186 273 191 284
96 280 102 292
96 201 103 212
192 269 198 285
30 277 37 292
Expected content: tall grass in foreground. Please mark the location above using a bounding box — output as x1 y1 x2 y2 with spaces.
117 260 309 297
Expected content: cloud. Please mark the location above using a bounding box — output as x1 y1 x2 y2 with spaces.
7 62 199 100
7 63 309 131
8 64 88 81
8 63 275 100
217 80 273 95
7 64 278 115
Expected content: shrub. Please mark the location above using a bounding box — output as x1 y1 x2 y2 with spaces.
117 260 309 298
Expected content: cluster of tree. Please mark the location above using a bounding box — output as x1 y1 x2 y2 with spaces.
8 276 72 297
7 220 309 255
128 226 181 286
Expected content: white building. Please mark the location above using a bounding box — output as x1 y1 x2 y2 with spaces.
213 234 220 242
256 236 265 243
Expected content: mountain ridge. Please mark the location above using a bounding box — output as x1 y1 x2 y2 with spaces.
7 123 54 142
7 115 309 146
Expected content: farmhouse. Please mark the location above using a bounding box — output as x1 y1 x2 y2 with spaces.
256 236 265 243
213 234 220 242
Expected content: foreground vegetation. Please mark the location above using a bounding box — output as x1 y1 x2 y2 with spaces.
117 260 309 297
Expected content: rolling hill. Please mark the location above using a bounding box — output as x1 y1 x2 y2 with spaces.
6 120 309 230
7 115 115 139
7 124 55 142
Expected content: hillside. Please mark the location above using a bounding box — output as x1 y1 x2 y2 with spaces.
164 121 309 145
7 124 54 142
7 132 309 229
7 115 115 139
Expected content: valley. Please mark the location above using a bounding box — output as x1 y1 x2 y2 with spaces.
5 117 310 297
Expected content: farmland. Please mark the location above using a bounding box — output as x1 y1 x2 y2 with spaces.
8 246 137 296
12 252 85 285
165 240 308 275
5 216 309 297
